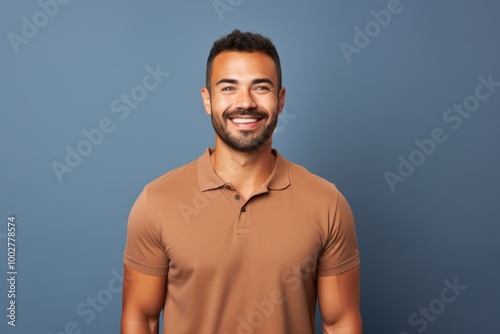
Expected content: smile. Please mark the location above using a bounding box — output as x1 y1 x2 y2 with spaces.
231 118 259 123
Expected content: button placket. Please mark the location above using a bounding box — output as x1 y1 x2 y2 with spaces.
236 199 250 235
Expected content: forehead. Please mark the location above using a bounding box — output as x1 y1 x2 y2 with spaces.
211 51 277 83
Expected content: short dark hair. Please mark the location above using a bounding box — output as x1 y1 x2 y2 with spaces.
206 29 282 91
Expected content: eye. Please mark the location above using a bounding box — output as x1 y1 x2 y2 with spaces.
254 85 271 91
221 86 235 92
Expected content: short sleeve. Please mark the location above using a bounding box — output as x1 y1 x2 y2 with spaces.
123 188 169 275
317 190 360 276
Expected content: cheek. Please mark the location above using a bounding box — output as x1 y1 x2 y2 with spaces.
211 96 233 111
261 98 279 112
259 93 279 105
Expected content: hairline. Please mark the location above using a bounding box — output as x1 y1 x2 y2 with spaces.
206 50 281 93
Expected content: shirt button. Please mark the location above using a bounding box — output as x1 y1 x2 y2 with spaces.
241 207 246 212
225 185 231 190
235 194 241 200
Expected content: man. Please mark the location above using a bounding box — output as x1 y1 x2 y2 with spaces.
121 30 361 334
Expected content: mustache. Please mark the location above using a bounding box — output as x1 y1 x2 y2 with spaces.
224 108 268 119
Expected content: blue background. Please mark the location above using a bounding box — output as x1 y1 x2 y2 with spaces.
1 0 499 333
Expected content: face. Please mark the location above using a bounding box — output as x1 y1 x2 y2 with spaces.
201 51 286 152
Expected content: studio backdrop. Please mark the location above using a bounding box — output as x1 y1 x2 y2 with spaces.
1 1 499 333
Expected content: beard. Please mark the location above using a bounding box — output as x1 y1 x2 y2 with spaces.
211 108 278 152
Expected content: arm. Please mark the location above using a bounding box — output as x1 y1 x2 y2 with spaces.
121 265 167 334
318 265 362 334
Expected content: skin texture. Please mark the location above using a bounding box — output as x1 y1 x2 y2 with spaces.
318 266 362 334
121 50 362 333
121 266 166 334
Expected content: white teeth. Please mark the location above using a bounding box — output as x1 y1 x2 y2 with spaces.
232 118 258 123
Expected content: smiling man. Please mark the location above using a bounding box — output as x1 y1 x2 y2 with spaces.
121 30 361 334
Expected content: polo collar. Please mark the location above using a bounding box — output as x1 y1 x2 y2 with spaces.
197 148 290 192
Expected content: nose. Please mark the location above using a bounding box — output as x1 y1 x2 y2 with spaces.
234 89 257 110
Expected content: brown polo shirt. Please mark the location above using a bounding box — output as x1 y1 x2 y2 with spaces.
124 148 359 334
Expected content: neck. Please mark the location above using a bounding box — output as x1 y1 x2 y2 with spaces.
210 138 276 200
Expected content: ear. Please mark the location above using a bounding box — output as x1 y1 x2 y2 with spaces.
201 87 212 115
278 87 286 114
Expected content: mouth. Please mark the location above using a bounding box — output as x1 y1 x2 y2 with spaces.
228 116 265 129
231 117 260 124
225 109 267 129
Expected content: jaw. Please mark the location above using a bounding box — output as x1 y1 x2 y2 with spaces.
214 133 273 156
211 111 278 153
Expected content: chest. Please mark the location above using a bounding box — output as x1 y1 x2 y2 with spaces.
162 195 326 283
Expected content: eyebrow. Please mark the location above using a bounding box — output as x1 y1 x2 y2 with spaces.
215 78 275 87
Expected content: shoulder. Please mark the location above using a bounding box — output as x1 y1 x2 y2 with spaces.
287 160 341 199
144 158 199 198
